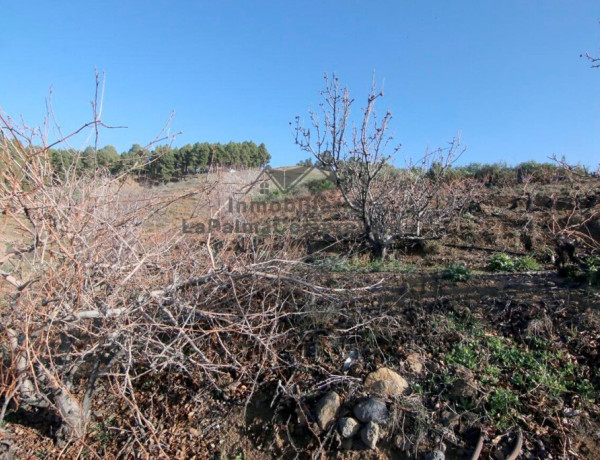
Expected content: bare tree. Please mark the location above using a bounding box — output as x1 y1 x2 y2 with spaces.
293 73 466 260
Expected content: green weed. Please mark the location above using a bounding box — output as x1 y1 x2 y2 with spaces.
447 342 480 370
438 316 598 431
326 255 415 273
563 257 600 286
442 263 472 282
488 253 541 272
487 387 520 430
304 178 336 193
488 253 515 271
513 256 540 271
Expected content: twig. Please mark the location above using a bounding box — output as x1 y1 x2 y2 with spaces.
506 430 523 460
470 432 484 460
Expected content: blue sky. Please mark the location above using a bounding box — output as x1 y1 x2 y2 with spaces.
1 1 599 167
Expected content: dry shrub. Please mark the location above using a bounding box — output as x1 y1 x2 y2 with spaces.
0 96 368 458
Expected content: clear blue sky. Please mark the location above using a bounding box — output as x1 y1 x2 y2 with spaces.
1 1 599 167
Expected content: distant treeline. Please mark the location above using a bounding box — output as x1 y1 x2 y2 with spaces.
48 141 271 183
299 156 595 186
437 160 593 185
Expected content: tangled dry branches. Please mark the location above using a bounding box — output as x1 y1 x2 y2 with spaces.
0 95 378 458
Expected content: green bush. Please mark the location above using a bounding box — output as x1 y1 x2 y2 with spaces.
513 256 540 271
305 178 336 193
488 253 515 272
567 256 600 286
443 263 472 282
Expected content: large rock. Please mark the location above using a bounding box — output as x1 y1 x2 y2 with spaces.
353 397 388 424
314 391 340 430
364 367 408 396
337 417 361 438
361 421 380 450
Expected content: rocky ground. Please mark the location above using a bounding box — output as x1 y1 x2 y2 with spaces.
3 270 598 459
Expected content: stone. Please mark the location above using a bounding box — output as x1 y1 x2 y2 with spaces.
364 367 408 396
0 438 14 460
449 368 477 402
314 391 341 430
341 437 353 450
353 397 388 424
425 450 445 460
406 353 425 374
337 417 361 438
450 378 477 401
440 410 459 428
393 433 404 448
360 421 380 450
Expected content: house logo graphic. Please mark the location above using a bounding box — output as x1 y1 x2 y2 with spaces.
255 165 335 194
181 164 356 235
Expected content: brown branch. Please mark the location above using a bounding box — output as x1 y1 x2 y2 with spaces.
506 430 523 460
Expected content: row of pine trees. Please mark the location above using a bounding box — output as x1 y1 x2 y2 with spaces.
49 141 271 183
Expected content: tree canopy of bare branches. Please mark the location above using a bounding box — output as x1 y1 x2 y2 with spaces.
293 73 468 260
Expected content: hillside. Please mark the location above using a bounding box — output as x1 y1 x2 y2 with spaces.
1 160 599 459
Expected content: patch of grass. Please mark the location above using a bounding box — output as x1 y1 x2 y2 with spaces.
481 364 501 385
484 335 574 397
442 263 472 282
488 253 541 272
220 450 246 460
583 256 600 287
433 311 484 337
434 313 598 431
324 255 415 273
588 263 600 286
487 387 520 430
93 419 117 445
35 449 49 459
447 342 480 370
378 258 417 273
